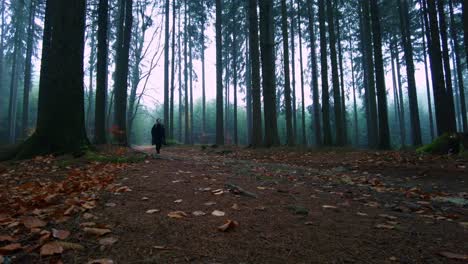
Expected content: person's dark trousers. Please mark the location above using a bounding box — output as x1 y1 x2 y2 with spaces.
155 143 162 154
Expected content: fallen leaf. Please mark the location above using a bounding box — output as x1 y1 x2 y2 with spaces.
174 199 183 203
99 237 118 246
83 213 96 220
83 227 111 236
192 211 206 216
204 201 216 206
304 221 314 225
80 222 97 227
211 210 225 217
217 220 239 232
22 216 46 229
105 203 117 207
52 229 71 240
375 224 395 230
115 186 132 193
153 246 168 250
87 259 114 264
146 209 160 214
379 214 397 220
0 243 22 254
356 212 368 216
141 197 149 201
0 235 15 242
439 251 468 260
167 211 188 219
231 203 240 210
40 242 64 256
54 241 84 251
322 205 338 209
0 255 4 263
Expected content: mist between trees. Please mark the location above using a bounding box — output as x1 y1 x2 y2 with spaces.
0 0 467 157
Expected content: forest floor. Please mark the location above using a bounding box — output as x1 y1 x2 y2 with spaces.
0 145 467 263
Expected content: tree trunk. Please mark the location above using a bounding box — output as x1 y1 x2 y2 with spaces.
189 13 194 144
419 0 435 140
306 0 321 146
361 0 378 148
215 0 224 145
170 0 176 139
395 43 406 146
249 0 263 147
290 0 297 139
0 0 5 114
398 0 422 145
390 41 405 146
259 0 279 147
449 0 467 132
245 15 253 145
437 0 457 133
281 0 295 146
178 3 182 142
462 0 468 71
113 0 133 146
164 0 170 132
348 23 358 146
318 0 332 145
424 0 455 135
298 5 306 145
327 0 344 146
22 0 37 139
95 0 109 144
232 33 238 145
17 0 88 158
184 0 189 144
8 0 25 144
201 3 206 134
335 1 347 145
87 27 96 137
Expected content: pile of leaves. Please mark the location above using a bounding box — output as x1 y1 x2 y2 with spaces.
0 154 132 263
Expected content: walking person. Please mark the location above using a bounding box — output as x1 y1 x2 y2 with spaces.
151 119 166 154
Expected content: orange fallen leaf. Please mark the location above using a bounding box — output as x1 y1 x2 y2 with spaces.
439 251 468 260
217 220 239 232
54 241 84 251
40 242 64 256
83 227 111 236
52 229 71 240
0 243 22 254
22 216 46 229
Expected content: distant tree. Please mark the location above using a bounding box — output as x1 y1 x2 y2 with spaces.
281 0 294 146
164 0 170 134
169 0 176 139
17 0 89 158
463 1 468 70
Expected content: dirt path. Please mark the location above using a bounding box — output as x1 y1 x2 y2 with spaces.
51 146 467 264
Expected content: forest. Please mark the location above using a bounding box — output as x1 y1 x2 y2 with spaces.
0 0 467 263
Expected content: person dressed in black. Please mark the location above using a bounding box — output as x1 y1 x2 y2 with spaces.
151 119 166 154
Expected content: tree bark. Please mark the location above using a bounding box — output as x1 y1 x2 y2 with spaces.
259 0 279 147
170 0 176 139
298 4 306 145
290 0 297 139
215 0 224 145
281 0 295 146
184 0 189 144
249 0 263 147
17 0 88 158
164 0 170 132
95 0 109 144
398 0 422 145
462 0 468 71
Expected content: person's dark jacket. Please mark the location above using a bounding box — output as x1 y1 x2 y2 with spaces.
151 124 166 145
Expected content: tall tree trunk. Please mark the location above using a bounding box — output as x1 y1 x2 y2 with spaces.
462 0 468 71
232 32 238 145
170 0 176 139
451 46 462 130
390 41 405 146
259 0 279 147
178 3 182 142
184 0 189 144
419 0 435 140
201 4 206 134
370 0 390 149
22 0 37 139
189 13 194 144
298 5 306 145
449 0 467 132
0 0 5 113
164 0 170 132
95 0 109 144
245 15 253 145
18 0 88 158
281 0 295 146
395 43 407 146
249 0 262 147
87 27 96 137
215 0 224 145
424 0 455 135
306 0 321 146
361 0 378 148
113 0 133 146
437 0 457 133
290 0 297 139
318 0 332 145
398 0 422 145
8 0 25 143
348 23 359 146
327 0 344 146
335 1 347 145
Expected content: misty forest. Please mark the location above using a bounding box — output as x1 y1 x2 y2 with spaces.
0 0 467 263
